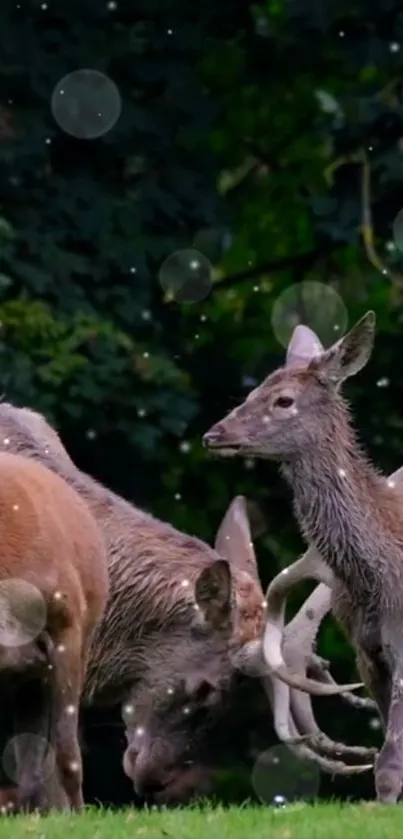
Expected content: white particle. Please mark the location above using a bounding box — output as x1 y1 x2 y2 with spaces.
399 678 403 687
44 447 50 454
167 29 173 35
175 493 181 500
339 30 345 37
181 578 190 587
135 726 145 737
386 241 396 252
60 90 65 96
54 591 62 600
0 807 6 814
390 42 400 52
107 0 117 7
194 333 200 339
143 352 149 358
253 285 259 292
261 599 267 608
167 687 174 695
45 138 51 144
57 644 65 653
183 706 191 715
3 438 10 446
377 378 389 387
338 468 346 477
244 458 255 469
333 324 340 331
382 268 388 275
141 310 151 321
179 441 191 453
69 761 80 772
262 415 270 423
193 603 200 611
41 2 48 8
48 664 53 670
290 407 298 415
368 146 373 151
281 568 289 575
190 260 199 270
387 480 396 489
86 429 96 440
130 267 137 274
200 315 207 322
12 504 19 511
123 703 134 716
137 408 146 418
369 717 381 730
65 704 76 715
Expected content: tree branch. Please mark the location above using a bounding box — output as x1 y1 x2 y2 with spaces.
213 240 341 293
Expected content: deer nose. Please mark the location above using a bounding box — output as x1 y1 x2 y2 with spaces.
203 426 224 446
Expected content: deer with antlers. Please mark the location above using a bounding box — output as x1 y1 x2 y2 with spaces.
0 451 108 813
203 310 403 803
0 402 373 808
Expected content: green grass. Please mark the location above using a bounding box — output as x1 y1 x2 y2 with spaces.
2 802 403 839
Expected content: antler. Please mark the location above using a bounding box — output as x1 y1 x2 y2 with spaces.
261 463 403 696
280 584 376 764
260 548 364 695
225 501 375 774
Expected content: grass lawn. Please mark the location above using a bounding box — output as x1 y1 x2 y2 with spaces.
2 802 403 839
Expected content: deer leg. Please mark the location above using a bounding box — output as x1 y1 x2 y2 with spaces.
374 668 403 803
51 626 85 811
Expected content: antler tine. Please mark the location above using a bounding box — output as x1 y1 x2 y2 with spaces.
308 656 377 711
281 585 377 761
286 586 376 713
262 550 364 695
260 674 373 774
289 686 377 760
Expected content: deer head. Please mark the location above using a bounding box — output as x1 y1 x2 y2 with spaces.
202 311 375 461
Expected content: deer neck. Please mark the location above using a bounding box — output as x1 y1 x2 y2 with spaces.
281 412 394 602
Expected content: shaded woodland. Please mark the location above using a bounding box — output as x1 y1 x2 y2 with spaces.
1 0 403 804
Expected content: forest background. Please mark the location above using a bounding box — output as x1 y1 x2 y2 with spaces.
1 0 403 805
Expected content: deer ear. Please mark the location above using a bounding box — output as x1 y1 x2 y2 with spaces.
315 311 375 385
286 325 325 368
194 559 232 630
214 495 262 577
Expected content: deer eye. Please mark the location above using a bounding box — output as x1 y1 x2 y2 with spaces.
274 395 294 409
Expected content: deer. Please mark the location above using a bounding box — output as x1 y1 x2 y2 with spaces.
0 451 108 813
203 309 403 803
0 403 373 807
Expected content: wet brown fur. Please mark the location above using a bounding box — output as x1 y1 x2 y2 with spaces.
0 451 108 813
0 403 265 803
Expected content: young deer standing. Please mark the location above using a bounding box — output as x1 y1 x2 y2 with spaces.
0 403 372 803
0 452 108 812
204 310 403 803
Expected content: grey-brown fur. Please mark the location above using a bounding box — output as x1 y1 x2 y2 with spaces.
0 403 266 804
204 311 403 803
0 402 372 804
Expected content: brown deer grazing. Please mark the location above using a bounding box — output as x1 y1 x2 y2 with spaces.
0 403 372 804
0 452 108 813
203 310 403 803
